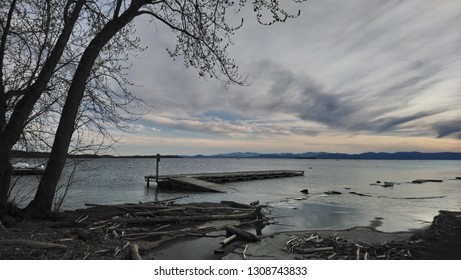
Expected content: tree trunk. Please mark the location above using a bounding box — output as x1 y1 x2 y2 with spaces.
25 3 142 215
0 155 13 208
0 0 85 210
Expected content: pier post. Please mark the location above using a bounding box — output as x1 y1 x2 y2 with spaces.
156 153 160 184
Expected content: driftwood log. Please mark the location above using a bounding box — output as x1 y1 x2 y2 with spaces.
133 206 254 217
225 225 260 242
220 201 253 209
124 229 205 240
0 239 66 250
220 234 238 246
115 211 258 224
130 243 142 260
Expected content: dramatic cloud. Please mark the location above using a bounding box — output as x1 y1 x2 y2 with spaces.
116 0 460 155
433 120 461 139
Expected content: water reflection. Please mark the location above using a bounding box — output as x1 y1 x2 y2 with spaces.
369 217 384 229
143 185 159 201
268 203 363 233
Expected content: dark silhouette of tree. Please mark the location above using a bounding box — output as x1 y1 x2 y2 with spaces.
0 0 87 207
0 0 306 214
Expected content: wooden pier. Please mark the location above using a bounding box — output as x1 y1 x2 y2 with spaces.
167 177 228 193
144 170 305 192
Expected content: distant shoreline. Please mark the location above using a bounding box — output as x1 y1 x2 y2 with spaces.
11 150 461 160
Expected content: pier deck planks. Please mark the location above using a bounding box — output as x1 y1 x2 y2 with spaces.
168 177 227 193
145 170 304 192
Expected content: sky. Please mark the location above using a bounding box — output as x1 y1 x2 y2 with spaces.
113 0 460 156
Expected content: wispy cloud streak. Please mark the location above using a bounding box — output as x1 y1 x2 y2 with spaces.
119 0 460 154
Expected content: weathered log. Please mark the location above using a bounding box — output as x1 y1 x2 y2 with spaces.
221 234 238 246
123 229 205 240
225 225 260 242
86 201 252 210
184 206 255 212
85 203 257 216
134 207 187 216
133 206 253 217
220 201 252 209
0 239 66 250
116 211 258 225
84 203 169 211
130 243 142 260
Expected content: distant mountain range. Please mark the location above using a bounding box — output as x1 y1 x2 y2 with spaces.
11 150 461 160
185 151 461 160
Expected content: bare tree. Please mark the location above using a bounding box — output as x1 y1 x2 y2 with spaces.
0 0 86 207
0 0 144 209
1 0 306 214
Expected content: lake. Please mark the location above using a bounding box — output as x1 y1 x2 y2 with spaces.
10 158 461 232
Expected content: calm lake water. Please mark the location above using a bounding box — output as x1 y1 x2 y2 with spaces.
11 158 461 232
